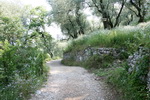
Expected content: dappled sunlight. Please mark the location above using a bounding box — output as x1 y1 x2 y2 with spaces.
50 70 62 74
1 0 149 99
138 21 150 27
65 94 89 100
49 68 78 75
40 84 60 93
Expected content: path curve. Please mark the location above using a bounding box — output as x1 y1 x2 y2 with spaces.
30 60 118 100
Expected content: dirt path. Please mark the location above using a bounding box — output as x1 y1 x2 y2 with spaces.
30 60 118 100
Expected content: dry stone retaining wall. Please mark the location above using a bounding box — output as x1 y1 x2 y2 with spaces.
63 47 150 92
127 47 150 91
63 47 122 62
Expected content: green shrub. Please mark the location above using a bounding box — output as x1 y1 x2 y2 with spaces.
63 22 150 100
0 41 49 100
118 51 129 60
107 56 150 100
65 22 150 54
61 55 80 66
82 54 114 69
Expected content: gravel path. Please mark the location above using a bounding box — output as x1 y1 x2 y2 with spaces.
30 60 118 100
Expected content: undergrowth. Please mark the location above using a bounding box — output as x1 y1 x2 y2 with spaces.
63 22 150 100
0 41 49 100
107 55 150 100
65 22 150 54
82 54 114 69
63 54 150 100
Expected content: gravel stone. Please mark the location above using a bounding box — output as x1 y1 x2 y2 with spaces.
30 60 119 100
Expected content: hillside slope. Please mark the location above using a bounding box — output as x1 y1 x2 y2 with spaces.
62 22 150 100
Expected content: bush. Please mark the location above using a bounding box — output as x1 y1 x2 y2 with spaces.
63 22 150 100
65 22 150 54
0 41 49 100
82 54 114 69
107 56 150 100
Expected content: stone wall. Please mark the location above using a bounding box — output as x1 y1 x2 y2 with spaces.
63 47 122 62
127 47 150 91
63 47 150 92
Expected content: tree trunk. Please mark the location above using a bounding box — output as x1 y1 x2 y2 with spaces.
75 5 85 35
138 16 144 23
130 0 146 23
102 12 113 29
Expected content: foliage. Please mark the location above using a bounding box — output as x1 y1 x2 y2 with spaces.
89 0 127 29
82 54 114 69
49 0 89 38
63 21 150 100
0 41 49 99
0 16 24 44
61 58 78 66
63 48 150 100
0 1 54 99
65 22 150 54
107 55 150 100
0 1 24 17
48 0 150 30
127 0 149 23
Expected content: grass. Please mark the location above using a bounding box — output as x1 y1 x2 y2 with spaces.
63 21 150 100
0 64 49 100
83 55 150 100
65 21 150 54
0 42 50 100
82 54 114 69
107 56 149 100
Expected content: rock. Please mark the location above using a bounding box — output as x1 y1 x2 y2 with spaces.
127 47 150 91
63 47 150 92
36 90 42 95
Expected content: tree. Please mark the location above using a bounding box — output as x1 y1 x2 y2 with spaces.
22 6 54 56
0 1 54 57
23 7 48 42
120 7 134 25
0 1 24 44
0 16 24 45
49 0 88 39
127 0 149 23
90 0 127 29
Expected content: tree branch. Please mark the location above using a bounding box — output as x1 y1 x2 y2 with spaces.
127 6 138 17
130 0 141 11
114 0 126 27
92 0 102 13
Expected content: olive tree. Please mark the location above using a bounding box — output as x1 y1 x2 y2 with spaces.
49 0 89 39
